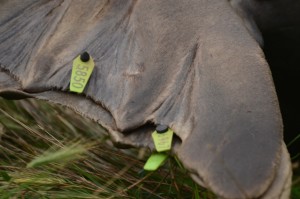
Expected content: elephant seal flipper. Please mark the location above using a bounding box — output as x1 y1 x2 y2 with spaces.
261 142 292 199
0 0 291 198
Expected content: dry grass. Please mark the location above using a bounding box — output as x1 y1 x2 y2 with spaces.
0 99 215 199
0 98 299 198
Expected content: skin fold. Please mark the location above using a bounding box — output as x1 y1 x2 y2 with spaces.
0 0 297 198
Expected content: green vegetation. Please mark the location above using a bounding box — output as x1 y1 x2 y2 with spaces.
0 99 298 198
0 99 213 199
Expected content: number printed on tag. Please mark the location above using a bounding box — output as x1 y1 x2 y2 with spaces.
152 129 174 152
70 55 95 93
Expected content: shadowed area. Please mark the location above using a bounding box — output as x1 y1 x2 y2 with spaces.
231 0 300 161
263 28 300 161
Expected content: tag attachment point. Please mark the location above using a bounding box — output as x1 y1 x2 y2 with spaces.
80 52 90 62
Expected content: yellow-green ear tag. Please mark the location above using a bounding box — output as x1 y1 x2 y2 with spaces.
70 52 95 93
152 125 173 152
143 153 168 171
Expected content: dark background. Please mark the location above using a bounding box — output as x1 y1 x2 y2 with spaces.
263 28 300 160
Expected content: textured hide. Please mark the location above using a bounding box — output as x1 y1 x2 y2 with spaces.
0 0 294 198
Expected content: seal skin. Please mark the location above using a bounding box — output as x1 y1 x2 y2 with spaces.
0 0 294 198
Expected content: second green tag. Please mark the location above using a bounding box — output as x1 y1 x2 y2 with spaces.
143 153 168 171
152 128 173 152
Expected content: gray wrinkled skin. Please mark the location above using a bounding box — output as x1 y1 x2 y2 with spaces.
0 0 295 198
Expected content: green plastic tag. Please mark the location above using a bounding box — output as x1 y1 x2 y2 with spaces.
70 55 95 93
152 129 173 152
143 153 168 171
